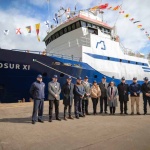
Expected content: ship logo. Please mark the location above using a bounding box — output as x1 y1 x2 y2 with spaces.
96 40 106 50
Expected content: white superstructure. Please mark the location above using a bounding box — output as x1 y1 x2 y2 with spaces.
44 11 150 81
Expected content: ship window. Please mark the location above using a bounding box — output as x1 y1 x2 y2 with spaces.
59 29 63 36
128 61 130 63
71 24 76 30
107 57 110 60
142 63 144 66
55 32 59 38
60 73 64 77
64 27 68 34
94 75 97 78
88 27 98 35
76 21 81 28
136 62 138 65
120 59 122 62
81 21 86 27
92 24 96 28
68 25 72 32
52 34 55 40
87 23 92 27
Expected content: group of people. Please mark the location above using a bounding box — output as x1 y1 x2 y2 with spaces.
30 74 150 124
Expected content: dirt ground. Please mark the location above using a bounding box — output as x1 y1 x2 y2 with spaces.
0 98 150 150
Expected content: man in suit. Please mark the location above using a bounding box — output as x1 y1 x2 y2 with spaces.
129 77 141 115
82 76 91 116
62 76 74 120
117 77 129 115
73 77 85 119
30 74 45 124
141 77 150 115
48 75 61 122
99 76 108 114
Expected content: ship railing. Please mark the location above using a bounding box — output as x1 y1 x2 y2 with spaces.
47 53 82 61
11 49 82 62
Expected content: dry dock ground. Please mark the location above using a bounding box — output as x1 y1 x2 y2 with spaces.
0 98 150 150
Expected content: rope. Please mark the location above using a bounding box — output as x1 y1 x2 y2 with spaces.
33 59 77 79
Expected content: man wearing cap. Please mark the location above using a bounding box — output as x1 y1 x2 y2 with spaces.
129 77 141 115
73 77 85 119
141 77 150 115
62 76 74 120
99 76 108 114
48 75 61 122
30 74 45 124
117 77 129 115
82 76 91 116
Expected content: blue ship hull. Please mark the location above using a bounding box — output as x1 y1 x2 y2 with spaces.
0 49 144 103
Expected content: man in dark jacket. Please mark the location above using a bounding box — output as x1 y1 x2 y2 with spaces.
141 77 150 115
48 75 61 122
129 77 141 115
117 77 129 115
74 77 85 119
62 76 74 120
99 76 108 114
30 74 45 124
82 76 91 116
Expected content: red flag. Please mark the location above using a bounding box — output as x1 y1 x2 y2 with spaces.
99 3 108 9
119 10 124 14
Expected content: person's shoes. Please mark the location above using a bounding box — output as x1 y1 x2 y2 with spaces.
49 118 52 122
109 113 112 115
120 112 123 115
144 112 147 115
83 114 86 117
113 113 115 115
68 116 74 119
64 117 67 121
76 116 79 119
137 112 141 115
99 112 103 114
32 121 36 124
124 112 128 115
38 119 44 123
105 112 108 114
56 118 61 121
79 114 83 117
86 113 91 115
131 112 134 115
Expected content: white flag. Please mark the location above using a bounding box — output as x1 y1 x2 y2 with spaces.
4 30 9 35
44 20 49 28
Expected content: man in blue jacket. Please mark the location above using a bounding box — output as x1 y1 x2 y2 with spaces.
129 77 141 115
141 77 150 115
73 77 85 119
30 74 45 124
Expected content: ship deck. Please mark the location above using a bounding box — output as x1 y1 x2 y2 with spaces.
0 98 150 150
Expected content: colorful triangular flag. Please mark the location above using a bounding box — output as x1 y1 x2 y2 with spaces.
113 5 120 11
99 3 108 9
124 14 130 18
16 28 21 34
26 26 31 33
35 23 40 42
4 30 9 35
44 20 49 28
137 25 142 28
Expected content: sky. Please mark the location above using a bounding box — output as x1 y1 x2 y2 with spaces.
0 0 150 54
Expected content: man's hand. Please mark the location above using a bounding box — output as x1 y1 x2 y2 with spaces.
55 94 58 98
134 92 137 96
108 97 110 100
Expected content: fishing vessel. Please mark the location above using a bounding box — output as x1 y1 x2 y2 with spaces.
0 8 149 103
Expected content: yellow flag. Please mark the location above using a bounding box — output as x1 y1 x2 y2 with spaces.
124 14 130 18
35 23 40 42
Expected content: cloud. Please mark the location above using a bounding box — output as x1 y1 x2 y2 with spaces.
0 9 47 51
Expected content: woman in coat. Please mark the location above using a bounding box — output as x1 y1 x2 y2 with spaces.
107 81 118 115
90 80 101 115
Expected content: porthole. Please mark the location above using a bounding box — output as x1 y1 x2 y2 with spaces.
94 75 97 78
42 72 47 77
60 73 64 77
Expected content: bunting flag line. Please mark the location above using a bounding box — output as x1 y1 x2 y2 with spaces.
124 14 130 18
141 28 145 31
133 21 140 24
99 3 108 9
90 6 99 11
26 26 31 33
16 28 21 34
4 30 9 35
113 5 120 11
35 23 40 42
129 18 134 21
44 20 49 28
107 6 112 9
137 25 142 28
119 10 124 14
